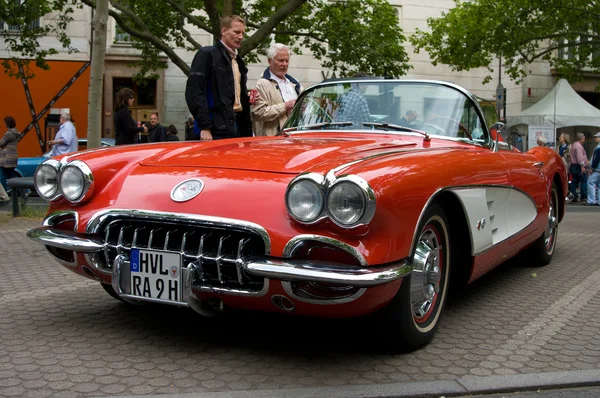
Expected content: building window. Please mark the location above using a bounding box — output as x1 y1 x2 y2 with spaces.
114 25 131 43
113 77 157 108
0 0 41 32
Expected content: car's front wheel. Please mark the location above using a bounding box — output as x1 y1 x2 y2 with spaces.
377 203 451 353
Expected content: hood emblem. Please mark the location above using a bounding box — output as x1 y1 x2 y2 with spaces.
171 179 204 202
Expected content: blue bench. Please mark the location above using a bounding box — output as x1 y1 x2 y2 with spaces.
7 177 34 217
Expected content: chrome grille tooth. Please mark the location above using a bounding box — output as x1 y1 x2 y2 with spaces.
103 224 112 264
235 237 251 284
147 228 161 249
196 234 212 280
216 235 230 283
116 226 128 255
132 226 145 249
164 229 177 251
180 231 192 253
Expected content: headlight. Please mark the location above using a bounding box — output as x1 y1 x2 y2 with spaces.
34 159 61 201
326 177 376 227
286 178 325 223
59 160 94 203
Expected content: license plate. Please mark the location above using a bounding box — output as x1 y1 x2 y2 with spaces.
130 249 182 303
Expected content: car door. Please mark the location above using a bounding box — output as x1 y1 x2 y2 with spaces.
500 149 548 244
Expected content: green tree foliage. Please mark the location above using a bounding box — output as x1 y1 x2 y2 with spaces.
1 0 409 80
410 0 600 84
0 0 80 79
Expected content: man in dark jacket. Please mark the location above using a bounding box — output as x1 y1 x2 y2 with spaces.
185 15 252 140
147 112 167 143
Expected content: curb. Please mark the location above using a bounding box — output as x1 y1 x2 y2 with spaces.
106 369 600 398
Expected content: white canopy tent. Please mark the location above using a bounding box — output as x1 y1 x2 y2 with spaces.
508 79 600 129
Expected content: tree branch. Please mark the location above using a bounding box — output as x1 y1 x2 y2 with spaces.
79 0 191 75
178 15 202 50
164 0 212 33
241 0 308 55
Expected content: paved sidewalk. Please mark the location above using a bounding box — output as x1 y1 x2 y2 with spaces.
1 209 599 398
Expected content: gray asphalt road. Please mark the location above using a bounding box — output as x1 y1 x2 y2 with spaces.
0 206 599 397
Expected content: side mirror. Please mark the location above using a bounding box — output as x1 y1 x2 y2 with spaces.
490 122 510 152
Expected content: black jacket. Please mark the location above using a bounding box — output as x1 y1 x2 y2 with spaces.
114 108 144 145
185 41 252 139
148 124 167 143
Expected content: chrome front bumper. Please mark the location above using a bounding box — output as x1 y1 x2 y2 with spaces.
27 226 412 288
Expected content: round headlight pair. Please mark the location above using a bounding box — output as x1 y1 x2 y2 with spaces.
286 174 376 228
34 159 94 203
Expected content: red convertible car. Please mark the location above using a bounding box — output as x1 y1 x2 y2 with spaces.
27 78 567 353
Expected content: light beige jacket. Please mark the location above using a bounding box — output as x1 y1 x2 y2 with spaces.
251 72 303 136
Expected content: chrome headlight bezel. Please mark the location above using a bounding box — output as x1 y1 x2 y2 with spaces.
285 173 326 224
285 172 376 229
326 176 376 228
58 160 94 203
34 159 62 201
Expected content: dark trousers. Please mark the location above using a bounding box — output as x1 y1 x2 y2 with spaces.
569 164 588 200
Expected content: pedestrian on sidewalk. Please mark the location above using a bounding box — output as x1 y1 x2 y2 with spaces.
251 43 303 136
569 132 590 202
49 112 78 156
586 132 600 206
0 181 9 206
0 116 22 193
185 15 253 141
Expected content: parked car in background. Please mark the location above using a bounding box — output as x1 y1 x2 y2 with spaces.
16 138 115 178
26 79 567 353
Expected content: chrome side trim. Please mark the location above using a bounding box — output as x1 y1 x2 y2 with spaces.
283 234 368 266
410 185 538 258
85 209 271 255
242 258 410 287
26 227 105 252
281 282 366 305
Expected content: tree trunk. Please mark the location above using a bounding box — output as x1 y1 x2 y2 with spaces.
87 0 109 149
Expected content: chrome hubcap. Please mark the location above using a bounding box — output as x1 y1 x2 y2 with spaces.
545 199 557 251
411 229 441 320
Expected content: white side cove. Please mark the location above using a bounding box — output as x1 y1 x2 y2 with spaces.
450 187 537 255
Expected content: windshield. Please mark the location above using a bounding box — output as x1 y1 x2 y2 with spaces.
284 81 489 144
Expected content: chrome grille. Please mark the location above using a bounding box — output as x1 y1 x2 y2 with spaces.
96 219 266 291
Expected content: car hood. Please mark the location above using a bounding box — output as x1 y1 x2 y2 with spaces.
138 135 444 174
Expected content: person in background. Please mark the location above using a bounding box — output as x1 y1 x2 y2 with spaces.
536 136 547 147
185 15 253 141
184 117 198 140
0 180 9 206
251 43 303 136
336 72 371 127
114 88 147 145
569 132 590 202
585 132 600 206
147 112 167 143
49 112 78 156
0 116 22 193
398 110 418 127
557 133 574 201
166 125 180 141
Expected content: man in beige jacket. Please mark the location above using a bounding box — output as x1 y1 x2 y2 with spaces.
251 43 303 136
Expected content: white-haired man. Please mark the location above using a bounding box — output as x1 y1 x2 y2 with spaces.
49 112 78 156
251 43 303 136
